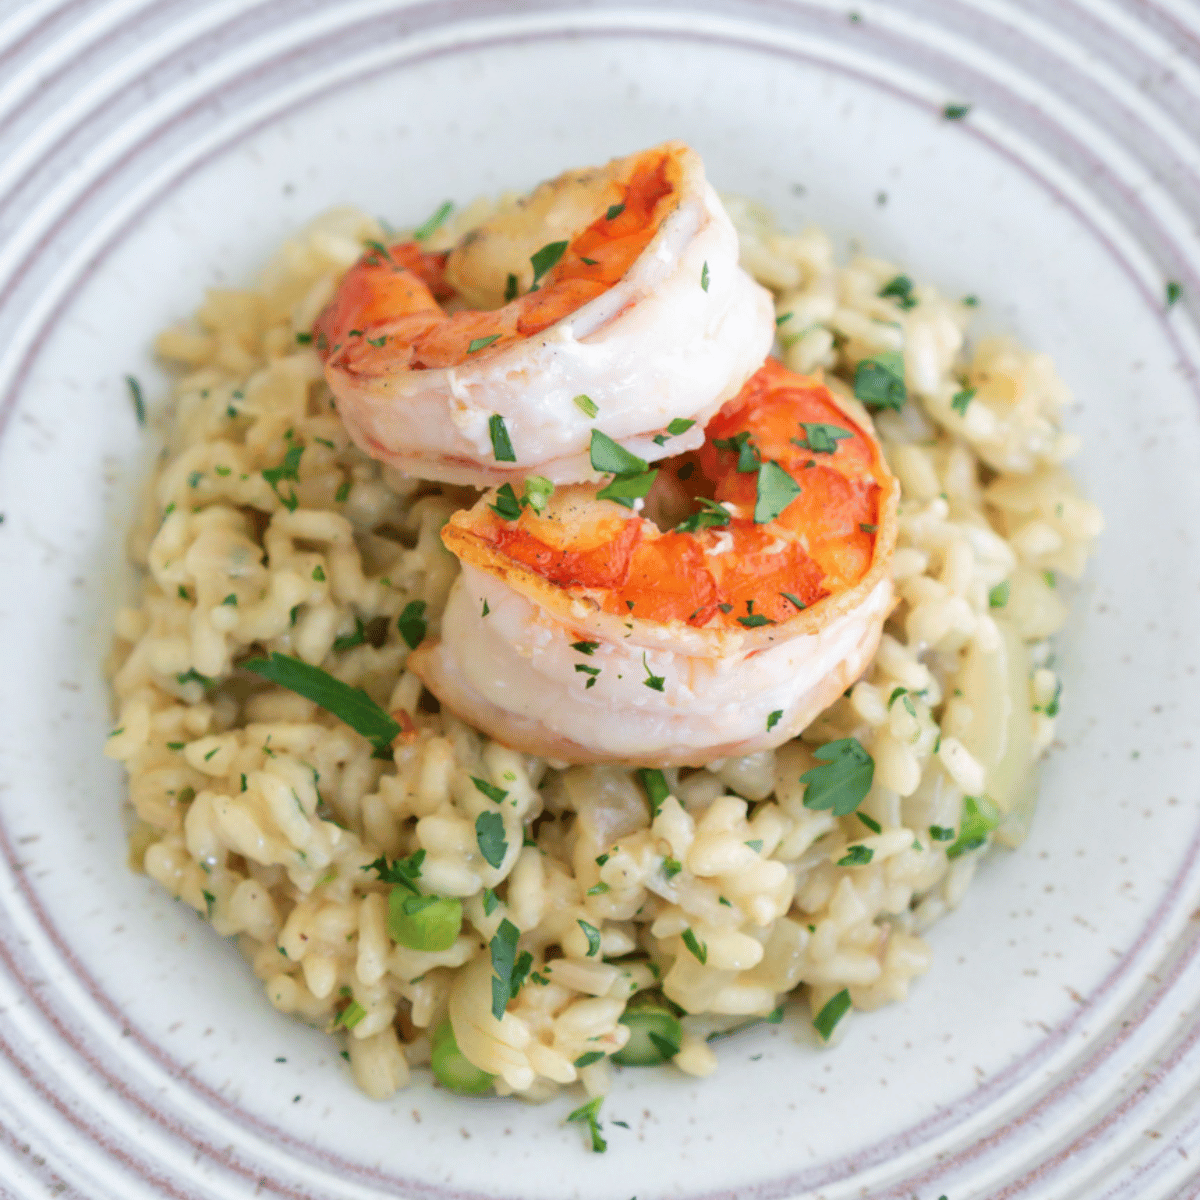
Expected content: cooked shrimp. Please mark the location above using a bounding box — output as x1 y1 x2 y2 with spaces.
410 359 900 765
313 142 774 487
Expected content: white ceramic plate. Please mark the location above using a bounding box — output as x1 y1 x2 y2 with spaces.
2 1 1199 1197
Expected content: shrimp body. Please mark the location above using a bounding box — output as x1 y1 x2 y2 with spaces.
314 143 774 487
410 360 900 765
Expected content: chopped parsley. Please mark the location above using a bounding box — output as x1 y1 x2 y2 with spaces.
312 565 326 583
780 591 806 611
713 430 761 473
854 351 906 411
469 334 502 355
504 273 518 302
529 240 568 289
837 844 874 866
571 640 600 655
397 600 427 649
661 857 682 879
597 469 657 509
573 393 599 418
767 709 783 731
988 581 1010 608
674 497 731 534
578 919 602 957
813 988 852 1040
242 652 400 753
126 375 146 425
701 261 710 291
1166 281 1183 308
800 738 875 816
606 203 625 221
636 768 670 819
587 881 611 895
488 482 524 522
412 200 453 241
951 386 975 415
263 444 304 511
946 794 1001 859
335 480 351 503
943 102 971 120
334 1000 367 1030
589 429 647 475
566 1096 607 1153
681 928 707 964
523 475 554 513
574 1050 605 1068
331 617 367 653
1036 679 1063 718
794 423 853 454
929 825 955 842
364 849 425 890
754 460 802 524
575 664 601 688
475 811 508 869
482 888 500 915
641 653 665 692
878 274 917 309
856 811 882 834
471 776 509 804
488 918 532 1019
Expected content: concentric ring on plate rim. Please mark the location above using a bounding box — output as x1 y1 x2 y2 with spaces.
0 3 1198 1197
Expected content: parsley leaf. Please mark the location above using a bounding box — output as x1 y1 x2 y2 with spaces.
813 988 851 1040
780 591 806 611
589 429 647 475
857 811 882 834
578 919 602 957
468 334 501 355
929 825 955 842
263 444 304 510
738 613 775 628
681 928 707 964
767 709 783 731
489 482 524 521
837 844 874 866
475 811 508 869
575 664 601 687
1167 281 1183 308
574 1050 605 1068
397 600 427 649
596 469 657 509
642 652 665 692
571 640 599 655
800 738 874 816
482 887 500 915
636 768 670 819
943 102 971 120
523 475 554 513
754 460 802 524
529 240 568 288
794 422 853 454
946 795 1001 859
488 918 523 1019
951 387 975 415
504 273 518 302
701 261 710 291
854 352 906 411
488 413 516 462
878 274 917 309
332 617 367 653
666 417 695 436
573 393 599 418
471 777 509 804
126 375 146 425
605 203 625 221
364 850 425 892
988 581 1010 608
412 200 453 241
713 430 761 473
674 497 731 534
566 1096 607 1153
661 857 682 879
243 653 399 752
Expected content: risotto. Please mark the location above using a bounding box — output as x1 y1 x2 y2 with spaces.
104 183 1102 1131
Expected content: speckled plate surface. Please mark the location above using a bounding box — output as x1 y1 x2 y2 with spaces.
1 1 1199 1197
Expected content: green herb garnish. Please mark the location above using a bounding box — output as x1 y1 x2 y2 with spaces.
754 460 802 524
800 738 874 816
636 768 670 819
412 200 453 241
674 497 731 534
878 274 917 309
988 581 1010 608
813 988 852 1040
263 444 304 511
529 240 568 289
946 795 1001 859
566 1096 607 1153
242 652 399 752
126 375 146 425
469 334 502 355
397 600 427 649
794 423 853 454
767 710 783 731
578 919 602 957
837 844 874 866
943 102 971 120
701 261 710 291
681 928 707 964
573 393 599 418
597 469 657 509
854 351 906 411
475 811 509 869
589 429 647 475
951 387 975 415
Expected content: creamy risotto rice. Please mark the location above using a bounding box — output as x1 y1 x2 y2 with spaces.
104 191 1102 1117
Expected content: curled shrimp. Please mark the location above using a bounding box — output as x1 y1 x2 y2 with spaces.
409 359 899 765
314 142 773 487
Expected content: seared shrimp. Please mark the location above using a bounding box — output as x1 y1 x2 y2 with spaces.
314 142 774 487
410 359 900 765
